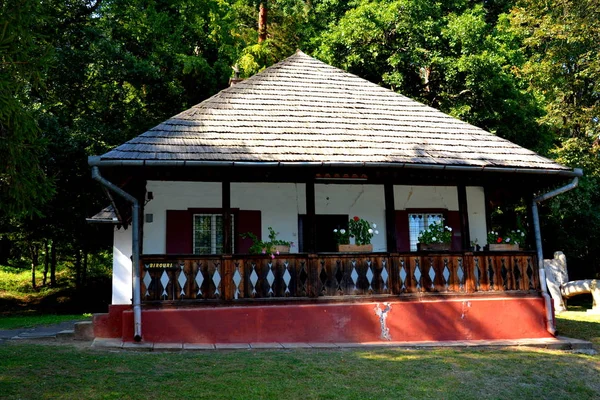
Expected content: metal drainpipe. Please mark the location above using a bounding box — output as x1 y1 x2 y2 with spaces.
91 166 143 342
531 168 582 335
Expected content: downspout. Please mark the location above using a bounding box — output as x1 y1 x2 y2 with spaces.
531 168 582 335
91 166 143 342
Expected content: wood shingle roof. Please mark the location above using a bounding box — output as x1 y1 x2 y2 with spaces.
99 50 570 173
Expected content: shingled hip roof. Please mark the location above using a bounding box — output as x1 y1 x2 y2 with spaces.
95 50 574 175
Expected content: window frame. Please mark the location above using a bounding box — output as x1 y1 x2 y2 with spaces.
406 208 448 251
191 212 235 255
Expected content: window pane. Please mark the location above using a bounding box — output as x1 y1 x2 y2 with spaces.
215 215 223 254
408 213 444 251
193 214 234 254
193 215 212 254
409 214 425 251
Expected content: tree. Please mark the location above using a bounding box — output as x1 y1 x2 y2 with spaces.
509 0 600 278
315 0 550 150
509 0 600 140
0 0 55 218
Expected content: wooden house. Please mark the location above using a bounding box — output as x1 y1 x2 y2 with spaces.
89 51 581 344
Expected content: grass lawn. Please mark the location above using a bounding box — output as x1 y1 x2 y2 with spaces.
0 343 598 400
1 263 598 400
556 311 600 349
0 313 91 330
0 264 111 315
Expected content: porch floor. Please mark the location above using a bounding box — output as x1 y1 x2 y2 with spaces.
91 336 594 352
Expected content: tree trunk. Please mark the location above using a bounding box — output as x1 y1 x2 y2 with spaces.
43 240 49 286
50 240 57 286
31 260 36 289
29 243 39 290
75 249 82 290
258 2 267 43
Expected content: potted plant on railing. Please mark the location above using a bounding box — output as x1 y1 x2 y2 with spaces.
487 229 525 251
335 216 379 252
240 227 293 258
417 221 453 251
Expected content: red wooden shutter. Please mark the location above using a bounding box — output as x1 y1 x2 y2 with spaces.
236 210 261 253
395 210 410 252
166 210 192 254
446 211 462 251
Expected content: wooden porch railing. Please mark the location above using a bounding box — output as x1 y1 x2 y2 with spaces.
139 252 539 303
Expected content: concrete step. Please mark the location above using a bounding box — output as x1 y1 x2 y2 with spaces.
74 321 95 340
90 336 595 352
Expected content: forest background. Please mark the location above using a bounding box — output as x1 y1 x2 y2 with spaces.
1 0 598 308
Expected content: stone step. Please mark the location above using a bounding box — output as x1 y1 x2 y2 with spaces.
74 321 95 340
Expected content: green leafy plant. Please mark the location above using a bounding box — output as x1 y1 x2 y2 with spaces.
333 228 350 245
240 227 292 258
418 221 452 244
348 216 379 246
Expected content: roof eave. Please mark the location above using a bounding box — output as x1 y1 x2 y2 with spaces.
88 156 583 178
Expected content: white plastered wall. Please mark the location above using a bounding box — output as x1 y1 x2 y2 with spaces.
140 181 387 253
394 185 459 210
313 184 387 252
142 181 304 254
143 181 222 254
231 183 304 252
112 226 132 305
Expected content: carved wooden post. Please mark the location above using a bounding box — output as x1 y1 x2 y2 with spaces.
389 253 400 295
384 182 397 252
305 180 316 253
222 181 232 254
464 252 475 293
222 254 233 301
457 184 470 250
307 253 319 298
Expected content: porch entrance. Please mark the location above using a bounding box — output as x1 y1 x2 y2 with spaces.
298 214 347 252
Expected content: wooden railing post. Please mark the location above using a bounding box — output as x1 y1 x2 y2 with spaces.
222 254 233 301
463 252 475 293
388 253 399 294
307 253 319 298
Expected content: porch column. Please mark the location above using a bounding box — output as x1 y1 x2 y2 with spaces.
384 182 397 252
457 184 471 250
222 180 232 254
305 180 316 253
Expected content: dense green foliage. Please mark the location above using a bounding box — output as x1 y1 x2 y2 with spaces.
0 0 598 287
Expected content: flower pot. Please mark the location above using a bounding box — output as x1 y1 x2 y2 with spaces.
417 242 451 251
336 244 373 253
488 243 520 251
272 245 290 254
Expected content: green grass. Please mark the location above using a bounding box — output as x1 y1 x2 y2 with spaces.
0 264 70 297
0 344 598 400
1 263 111 315
0 314 91 330
556 310 600 350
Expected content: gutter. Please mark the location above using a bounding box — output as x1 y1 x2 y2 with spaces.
88 156 583 178
531 168 582 335
91 166 143 342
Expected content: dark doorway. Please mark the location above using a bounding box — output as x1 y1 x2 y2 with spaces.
298 214 348 252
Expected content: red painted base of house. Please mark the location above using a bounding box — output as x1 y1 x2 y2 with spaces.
95 297 552 343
